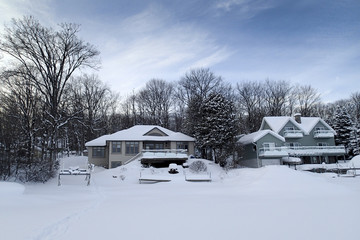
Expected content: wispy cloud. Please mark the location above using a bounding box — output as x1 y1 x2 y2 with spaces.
214 0 275 18
96 4 233 94
0 0 55 29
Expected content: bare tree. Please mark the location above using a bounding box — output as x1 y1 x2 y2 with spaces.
177 68 223 105
0 68 46 181
264 79 292 116
177 68 231 135
65 74 116 154
0 16 100 173
236 81 265 132
136 79 174 128
292 84 321 116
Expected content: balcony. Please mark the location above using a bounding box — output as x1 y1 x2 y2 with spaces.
313 130 334 138
259 146 345 158
283 129 304 138
258 147 289 158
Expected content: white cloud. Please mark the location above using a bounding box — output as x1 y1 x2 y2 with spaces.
0 0 55 29
214 0 274 18
96 5 233 95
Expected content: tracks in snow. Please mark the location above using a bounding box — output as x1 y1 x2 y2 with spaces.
30 178 106 240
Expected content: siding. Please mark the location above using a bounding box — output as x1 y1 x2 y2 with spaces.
239 133 285 167
87 145 109 168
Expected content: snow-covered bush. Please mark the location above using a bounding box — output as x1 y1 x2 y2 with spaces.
189 160 207 173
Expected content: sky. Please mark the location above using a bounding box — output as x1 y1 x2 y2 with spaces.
0 0 359 103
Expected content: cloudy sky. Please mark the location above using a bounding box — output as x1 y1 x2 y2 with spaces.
0 0 359 102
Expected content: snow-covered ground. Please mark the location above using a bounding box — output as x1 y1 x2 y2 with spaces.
1 156 360 240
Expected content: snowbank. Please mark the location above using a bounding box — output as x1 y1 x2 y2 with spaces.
1 156 360 240
0 182 25 195
348 155 360 168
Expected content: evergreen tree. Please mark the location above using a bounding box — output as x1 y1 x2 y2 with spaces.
194 93 237 164
350 123 360 156
332 105 355 157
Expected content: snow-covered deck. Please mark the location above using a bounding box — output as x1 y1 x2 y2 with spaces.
283 130 303 138
259 145 345 157
142 149 188 159
140 149 189 165
313 130 334 138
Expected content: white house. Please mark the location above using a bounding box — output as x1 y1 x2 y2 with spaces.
85 125 195 168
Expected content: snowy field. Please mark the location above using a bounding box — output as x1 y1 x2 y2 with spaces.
1 156 360 240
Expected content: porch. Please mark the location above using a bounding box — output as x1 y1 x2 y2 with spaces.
140 149 189 167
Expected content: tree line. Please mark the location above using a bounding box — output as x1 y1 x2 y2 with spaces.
0 16 359 181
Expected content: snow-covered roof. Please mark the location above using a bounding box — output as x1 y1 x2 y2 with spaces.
85 134 111 147
238 130 285 145
260 116 336 135
85 125 195 147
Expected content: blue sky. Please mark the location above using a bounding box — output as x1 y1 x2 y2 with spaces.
1 0 360 102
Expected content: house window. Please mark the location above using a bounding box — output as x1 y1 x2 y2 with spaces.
112 141 122 153
317 142 327 148
92 147 105 157
176 142 188 151
263 142 275 150
126 142 139 155
285 127 295 131
287 142 301 149
144 142 164 150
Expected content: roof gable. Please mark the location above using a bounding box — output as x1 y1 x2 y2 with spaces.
300 117 336 134
260 117 305 134
238 130 285 145
143 127 168 137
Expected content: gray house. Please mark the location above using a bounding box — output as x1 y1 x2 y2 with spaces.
85 125 195 168
238 114 346 167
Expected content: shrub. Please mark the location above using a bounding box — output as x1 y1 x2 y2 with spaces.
189 160 207 173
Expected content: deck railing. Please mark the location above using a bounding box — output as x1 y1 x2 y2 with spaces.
313 130 334 138
259 145 345 157
283 129 303 138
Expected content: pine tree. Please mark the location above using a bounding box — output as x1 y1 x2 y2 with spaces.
332 105 355 157
194 93 237 164
350 123 360 156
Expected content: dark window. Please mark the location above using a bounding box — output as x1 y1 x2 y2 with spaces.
112 141 122 153
92 147 105 157
317 142 328 147
144 142 164 150
176 142 188 151
126 142 139 155
111 161 122 168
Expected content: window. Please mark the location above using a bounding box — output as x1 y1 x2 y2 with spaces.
176 142 188 151
126 142 139 155
92 147 105 157
285 127 295 131
286 142 300 149
144 142 164 150
112 141 122 153
263 142 275 150
317 142 327 148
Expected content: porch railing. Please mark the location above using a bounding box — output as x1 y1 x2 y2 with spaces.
313 130 334 138
283 129 303 138
259 145 345 157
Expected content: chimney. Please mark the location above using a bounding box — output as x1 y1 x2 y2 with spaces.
294 113 301 124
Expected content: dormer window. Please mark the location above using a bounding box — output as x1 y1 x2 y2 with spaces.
143 127 168 137
146 132 163 136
